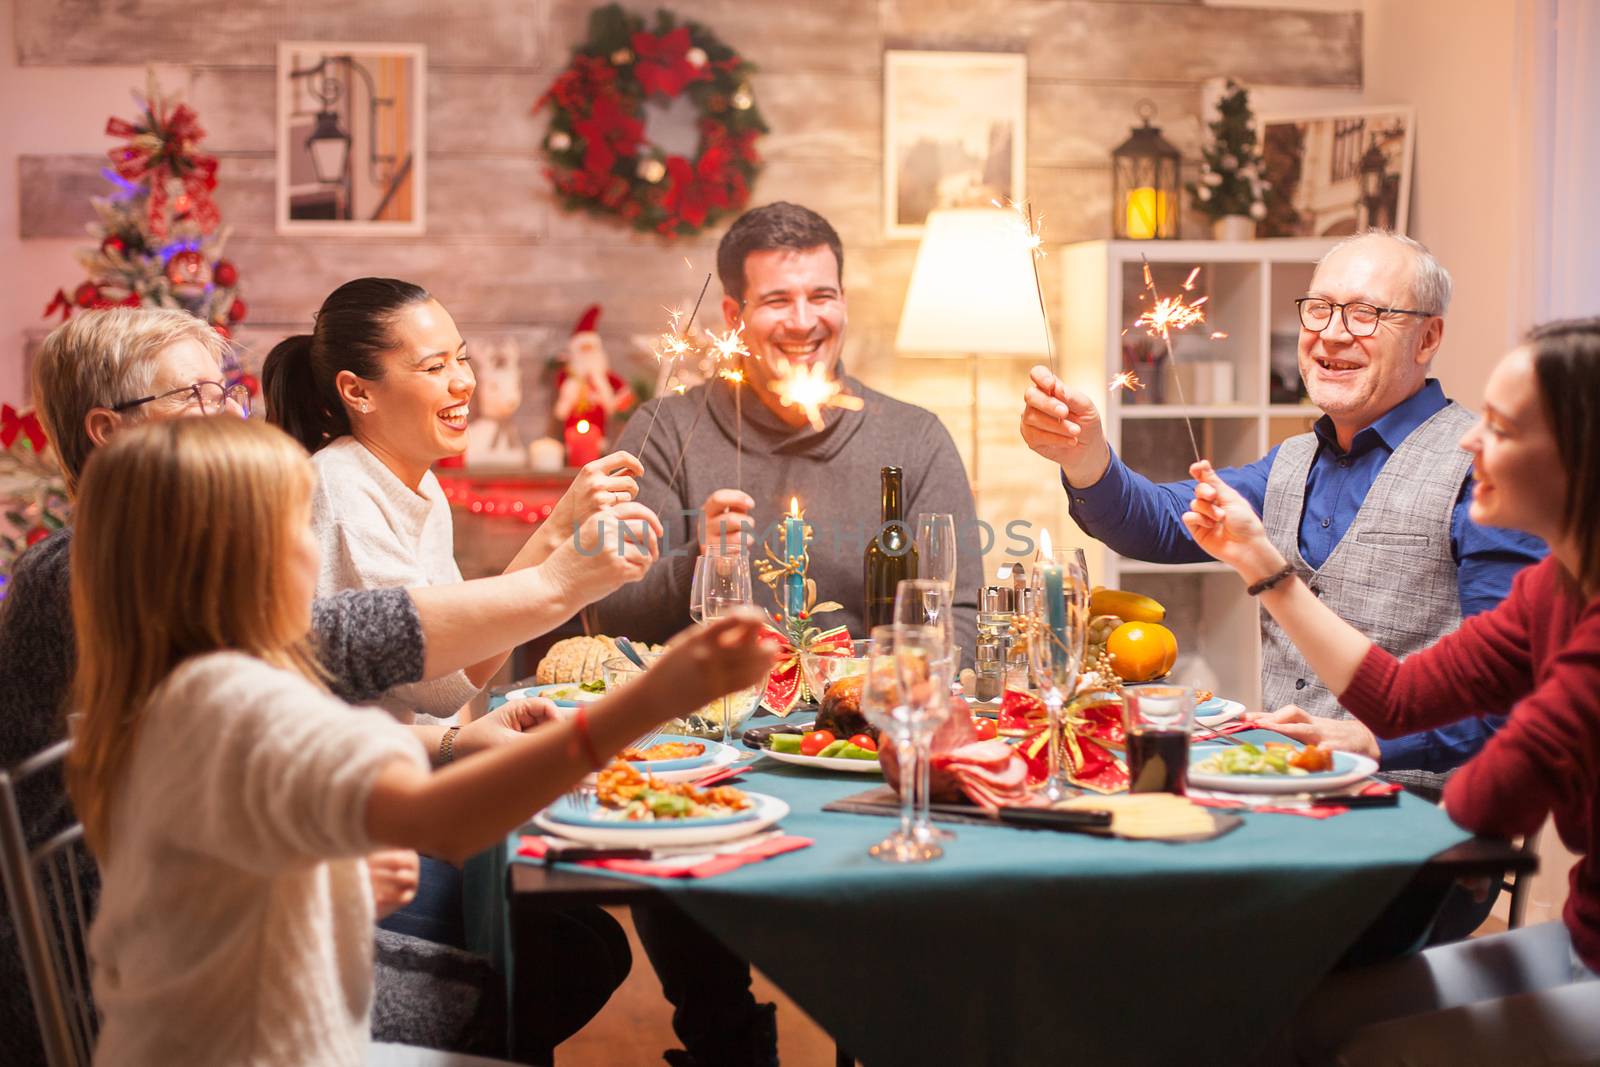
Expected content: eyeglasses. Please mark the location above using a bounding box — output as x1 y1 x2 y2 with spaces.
1295 297 1434 338
112 380 252 417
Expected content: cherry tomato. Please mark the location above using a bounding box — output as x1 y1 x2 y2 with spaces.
848 733 878 753
800 729 836 757
972 716 998 741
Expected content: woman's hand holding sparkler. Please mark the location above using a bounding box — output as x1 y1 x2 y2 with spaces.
511 450 644 570
699 488 755 555
1181 461 1287 584
1020 365 1113 486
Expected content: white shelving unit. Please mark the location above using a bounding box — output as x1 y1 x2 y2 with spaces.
1059 238 1337 708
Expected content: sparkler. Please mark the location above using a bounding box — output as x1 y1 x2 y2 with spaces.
636 271 713 460
720 366 746 490
665 323 750 494
995 197 1056 377
768 358 864 432
1108 371 1143 394
1130 255 1212 462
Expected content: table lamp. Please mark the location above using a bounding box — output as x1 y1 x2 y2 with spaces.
895 206 1053 495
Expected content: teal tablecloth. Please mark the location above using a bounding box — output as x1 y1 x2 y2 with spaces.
466 726 1472 1066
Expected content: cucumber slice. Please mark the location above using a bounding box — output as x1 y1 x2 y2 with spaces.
837 742 880 761
769 734 804 754
818 739 850 758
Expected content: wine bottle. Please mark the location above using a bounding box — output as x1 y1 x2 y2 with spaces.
863 465 918 630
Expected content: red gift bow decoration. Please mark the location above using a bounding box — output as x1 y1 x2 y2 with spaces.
43 290 73 322
105 98 220 239
631 26 711 98
760 624 851 715
1 404 48 453
1006 689 1131 794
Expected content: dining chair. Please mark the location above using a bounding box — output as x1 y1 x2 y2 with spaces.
1504 827 1544 930
2 739 523 1067
0 739 97 1067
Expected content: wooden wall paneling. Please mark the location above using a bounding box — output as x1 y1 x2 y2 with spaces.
1028 81 1200 166
15 0 552 69
881 0 1360 87
749 72 881 165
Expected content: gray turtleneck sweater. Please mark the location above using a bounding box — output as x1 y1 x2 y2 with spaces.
589 373 981 662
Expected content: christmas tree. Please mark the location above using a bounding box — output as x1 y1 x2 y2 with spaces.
44 72 248 348
0 406 66 596
1186 80 1272 225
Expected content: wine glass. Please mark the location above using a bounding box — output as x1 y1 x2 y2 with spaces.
1027 552 1090 801
913 513 957 593
700 550 754 744
893 578 954 653
861 626 943 864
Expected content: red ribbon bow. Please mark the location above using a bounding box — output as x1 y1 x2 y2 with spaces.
1 404 48 453
105 98 221 239
760 624 851 715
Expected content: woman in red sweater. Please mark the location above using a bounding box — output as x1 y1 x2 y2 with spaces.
1184 318 1600 1062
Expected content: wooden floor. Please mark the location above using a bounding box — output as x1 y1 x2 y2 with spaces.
555 908 838 1066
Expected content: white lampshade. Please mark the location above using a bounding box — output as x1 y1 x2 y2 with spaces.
895 207 1053 356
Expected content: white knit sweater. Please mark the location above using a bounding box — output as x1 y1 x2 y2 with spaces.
309 436 480 723
89 652 428 1067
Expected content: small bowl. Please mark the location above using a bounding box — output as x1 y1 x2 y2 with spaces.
800 640 872 704
602 654 762 741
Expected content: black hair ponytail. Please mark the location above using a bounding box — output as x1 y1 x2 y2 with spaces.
261 277 431 454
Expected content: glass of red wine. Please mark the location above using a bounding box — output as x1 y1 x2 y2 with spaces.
1123 686 1196 794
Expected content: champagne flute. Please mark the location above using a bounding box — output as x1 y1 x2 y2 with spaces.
1027 552 1090 801
701 551 754 744
861 626 942 863
913 512 957 593
894 578 957 843
892 624 953 855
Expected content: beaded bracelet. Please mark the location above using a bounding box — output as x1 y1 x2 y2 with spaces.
1247 563 1297 597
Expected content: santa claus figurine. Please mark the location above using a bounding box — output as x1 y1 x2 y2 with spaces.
554 304 634 467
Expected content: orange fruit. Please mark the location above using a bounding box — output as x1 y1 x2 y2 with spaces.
1105 622 1178 682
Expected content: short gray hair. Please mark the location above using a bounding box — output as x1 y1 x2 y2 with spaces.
33 307 227 493
1320 230 1453 316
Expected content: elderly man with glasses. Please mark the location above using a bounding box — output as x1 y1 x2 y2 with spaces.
1019 231 1546 815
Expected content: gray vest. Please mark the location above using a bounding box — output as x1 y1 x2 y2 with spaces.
1260 402 1478 799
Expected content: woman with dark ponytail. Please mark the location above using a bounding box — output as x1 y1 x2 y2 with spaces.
266 279 663 966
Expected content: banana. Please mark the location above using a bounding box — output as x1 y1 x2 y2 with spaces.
1089 589 1166 624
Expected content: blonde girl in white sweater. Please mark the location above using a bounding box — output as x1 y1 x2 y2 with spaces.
67 417 774 1067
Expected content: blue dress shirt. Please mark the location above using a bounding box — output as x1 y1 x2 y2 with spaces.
1066 380 1547 773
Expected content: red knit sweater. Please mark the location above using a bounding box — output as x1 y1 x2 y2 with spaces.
1341 556 1600 969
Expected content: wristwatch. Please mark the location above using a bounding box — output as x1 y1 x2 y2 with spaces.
438 725 463 765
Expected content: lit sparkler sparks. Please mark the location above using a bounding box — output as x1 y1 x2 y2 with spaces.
720 366 747 490
769 358 864 432
1130 255 1220 462
1108 371 1143 394
637 272 713 460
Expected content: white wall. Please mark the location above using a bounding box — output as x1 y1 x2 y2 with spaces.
0 0 154 404
1364 0 1522 404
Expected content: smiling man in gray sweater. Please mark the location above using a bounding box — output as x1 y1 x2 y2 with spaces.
591 202 981 1067
592 202 981 661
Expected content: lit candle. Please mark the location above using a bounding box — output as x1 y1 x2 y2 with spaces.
1038 530 1067 650
1125 187 1168 240
564 417 601 467
784 496 806 619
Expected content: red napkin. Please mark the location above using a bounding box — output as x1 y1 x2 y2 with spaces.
517 833 813 878
1192 780 1402 819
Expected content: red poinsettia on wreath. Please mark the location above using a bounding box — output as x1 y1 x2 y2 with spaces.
538 3 767 238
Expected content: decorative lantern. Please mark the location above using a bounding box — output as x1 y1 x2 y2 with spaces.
1111 101 1181 240
305 109 351 185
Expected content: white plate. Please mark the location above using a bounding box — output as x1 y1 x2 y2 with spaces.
763 747 883 774
645 743 745 784
624 734 730 773
502 682 603 708
1195 698 1246 728
533 792 789 847
1187 746 1379 795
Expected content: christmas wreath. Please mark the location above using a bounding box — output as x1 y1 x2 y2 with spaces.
537 3 767 237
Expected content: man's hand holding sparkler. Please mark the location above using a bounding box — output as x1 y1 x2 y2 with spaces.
1181 460 1287 586
1020 365 1113 487
699 488 755 555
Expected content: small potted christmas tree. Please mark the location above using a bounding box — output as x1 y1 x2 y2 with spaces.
1187 80 1271 241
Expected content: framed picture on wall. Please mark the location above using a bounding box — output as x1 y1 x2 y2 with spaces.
883 50 1026 239
276 41 427 235
1257 106 1414 238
